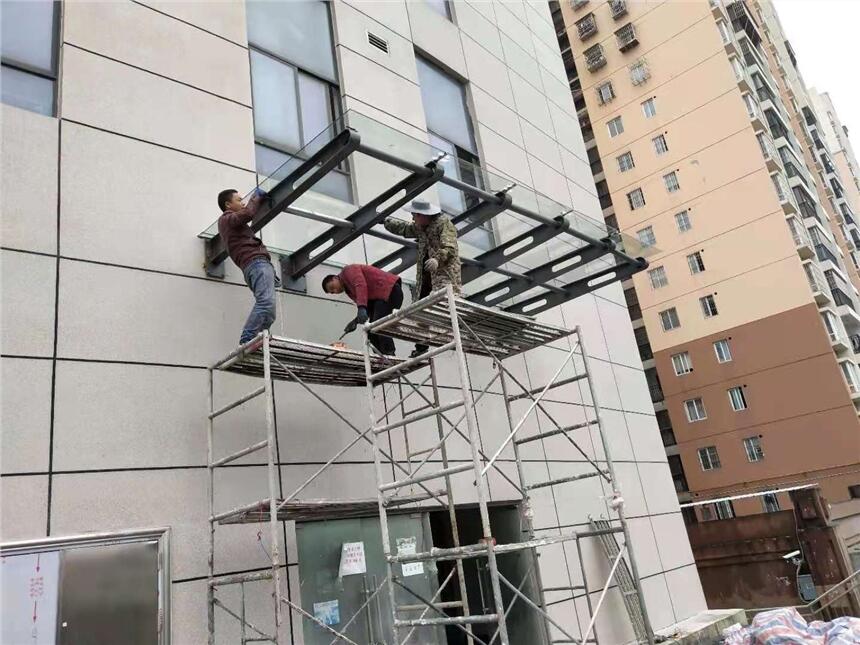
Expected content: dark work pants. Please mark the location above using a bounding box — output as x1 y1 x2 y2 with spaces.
414 271 432 353
367 281 404 355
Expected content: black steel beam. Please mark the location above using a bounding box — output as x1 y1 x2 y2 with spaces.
502 257 647 317
205 128 361 276
285 161 444 279
372 190 512 275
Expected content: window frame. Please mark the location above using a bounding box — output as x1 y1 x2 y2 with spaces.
743 436 764 462
715 499 734 519
659 307 680 331
627 187 646 210
697 445 720 470
596 80 615 105
636 225 655 246
652 133 669 155
675 210 692 232
687 251 705 274
663 171 680 192
728 386 748 411
685 397 707 422
700 294 719 318
762 493 780 513
671 351 693 376
641 97 656 118
617 150 635 172
607 115 625 138
714 339 733 363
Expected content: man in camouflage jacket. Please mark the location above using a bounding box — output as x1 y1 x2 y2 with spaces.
383 198 462 300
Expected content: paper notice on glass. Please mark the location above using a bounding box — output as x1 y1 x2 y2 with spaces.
396 536 424 577
1 551 60 645
338 541 366 577
313 600 340 626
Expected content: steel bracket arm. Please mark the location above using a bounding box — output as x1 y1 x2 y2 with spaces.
372 190 513 275
204 128 361 276
502 257 647 316
285 161 444 279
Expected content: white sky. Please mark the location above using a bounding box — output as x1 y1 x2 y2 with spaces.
774 0 860 134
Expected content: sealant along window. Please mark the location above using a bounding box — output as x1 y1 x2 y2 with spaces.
686 398 707 422
728 386 748 411
659 307 680 331
627 188 646 210
596 80 615 105
663 171 681 192
700 294 719 318
641 97 656 118
607 115 625 138
672 351 693 375
653 133 669 155
714 339 732 362
637 225 655 247
617 151 635 172
687 251 706 274
0 0 59 116
743 436 764 462
697 445 720 470
648 266 668 289
675 210 692 232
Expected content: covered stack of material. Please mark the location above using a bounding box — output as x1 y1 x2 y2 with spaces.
722 608 860 644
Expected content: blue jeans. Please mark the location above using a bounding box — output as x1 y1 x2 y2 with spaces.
240 257 276 344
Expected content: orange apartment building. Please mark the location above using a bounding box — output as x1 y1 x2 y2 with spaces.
552 0 860 535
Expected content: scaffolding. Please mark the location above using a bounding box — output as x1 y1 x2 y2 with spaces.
206 286 655 645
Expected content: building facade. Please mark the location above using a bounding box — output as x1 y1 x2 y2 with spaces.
555 0 860 529
0 0 705 642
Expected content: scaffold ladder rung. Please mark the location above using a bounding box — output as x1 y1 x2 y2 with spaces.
514 419 599 445
373 397 465 434
506 373 586 401
396 600 464 612
367 340 453 381
208 570 273 587
210 439 269 468
394 614 499 628
379 463 473 491
525 469 607 490
208 385 266 419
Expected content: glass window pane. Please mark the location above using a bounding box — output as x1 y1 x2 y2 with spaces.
246 0 336 83
0 65 53 116
255 144 352 203
250 50 301 152
425 0 451 18
428 133 466 214
416 57 476 153
0 1 55 74
298 72 332 146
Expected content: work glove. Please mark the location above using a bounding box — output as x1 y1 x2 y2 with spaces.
424 257 439 273
343 317 359 334
356 306 369 324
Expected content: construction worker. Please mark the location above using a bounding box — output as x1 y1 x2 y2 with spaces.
383 198 461 357
322 264 403 356
217 187 278 345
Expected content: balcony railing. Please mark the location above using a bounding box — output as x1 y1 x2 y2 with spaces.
816 243 840 265
832 287 856 311
577 13 597 40
609 0 628 19
615 23 638 52
798 200 820 223
803 106 817 126
805 262 828 295
584 43 607 72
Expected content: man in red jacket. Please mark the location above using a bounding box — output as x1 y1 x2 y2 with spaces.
322 264 403 355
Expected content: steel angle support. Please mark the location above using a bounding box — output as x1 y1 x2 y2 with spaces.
205 128 360 277
284 161 444 280
503 257 646 316
372 189 513 275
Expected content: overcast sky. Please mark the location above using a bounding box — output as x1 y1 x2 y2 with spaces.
774 0 859 134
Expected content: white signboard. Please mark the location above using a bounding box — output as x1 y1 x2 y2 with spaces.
396 536 424 577
1 551 61 645
338 541 366 577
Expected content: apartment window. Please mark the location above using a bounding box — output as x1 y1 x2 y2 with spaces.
627 188 646 210
687 251 706 274
615 23 638 51
652 134 669 155
700 294 719 318
0 0 59 116
659 308 680 332
728 386 748 411
607 115 624 138
849 485 860 499
840 361 859 393
717 19 732 45
851 251 860 270
616 151 635 172
636 227 655 250
648 266 668 289
714 500 735 519
663 171 681 193
576 13 598 40
697 445 720 469
641 97 656 118
762 493 780 513
675 210 692 232
686 398 707 422
672 351 693 376
822 311 842 343
743 93 758 120
771 173 787 202
714 339 732 363
629 59 650 85
247 1 350 201
743 436 764 462
596 80 615 105
730 56 745 83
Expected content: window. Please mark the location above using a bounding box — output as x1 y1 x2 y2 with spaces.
687 251 706 274
714 500 735 519
663 171 681 192
675 210 692 232
744 93 758 120
629 59 650 85
247 1 350 201
686 398 707 422
730 56 745 82
717 19 732 45
607 115 624 138
637 225 655 247
615 22 638 51
576 12 598 40
822 311 842 343
714 339 732 363
648 266 668 289
617 151 635 172
840 361 859 393
627 188 646 210
653 133 669 155
697 445 720 470
0 0 59 116
660 307 680 331
743 436 764 462
672 351 693 375
851 252 860 270
596 80 615 105
849 484 860 499
701 505 714 521
700 294 719 318
728 386 748 411
424 0 452 19
584 43 607 72
762 493 780 513
642 97 656 118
